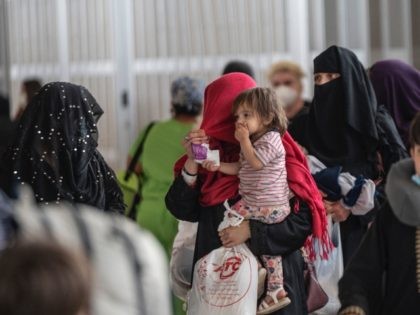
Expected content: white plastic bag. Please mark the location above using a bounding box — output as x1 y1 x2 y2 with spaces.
170 221 198 301
187 244 258 315
311 216 344 315
187 202 258 314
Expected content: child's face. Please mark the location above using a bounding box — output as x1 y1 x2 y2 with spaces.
234 104 265 136
410 144 420 176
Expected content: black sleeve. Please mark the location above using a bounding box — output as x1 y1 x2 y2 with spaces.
338 204 388 315
376 105 408 174
165 175 201 222
248 199 312 257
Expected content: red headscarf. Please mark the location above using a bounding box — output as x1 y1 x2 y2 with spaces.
175 73 256 206
174 73 330 258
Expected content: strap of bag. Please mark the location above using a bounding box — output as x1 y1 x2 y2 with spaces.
124 122 156 181
112 222 146 315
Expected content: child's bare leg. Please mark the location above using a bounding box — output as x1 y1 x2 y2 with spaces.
257 255 290 314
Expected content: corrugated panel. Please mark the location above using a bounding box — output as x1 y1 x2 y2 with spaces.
6 0 119 168
132 0 291 130
0 0 8 95
3 0 415 169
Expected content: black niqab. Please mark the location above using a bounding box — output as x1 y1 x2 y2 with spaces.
2 82 124 213
307 46 379 171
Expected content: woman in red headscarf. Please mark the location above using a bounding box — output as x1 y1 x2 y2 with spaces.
166 73 328 315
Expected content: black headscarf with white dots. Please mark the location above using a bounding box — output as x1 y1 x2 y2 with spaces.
3 82 124 213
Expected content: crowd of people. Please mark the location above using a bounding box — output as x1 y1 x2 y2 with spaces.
0 45 418 315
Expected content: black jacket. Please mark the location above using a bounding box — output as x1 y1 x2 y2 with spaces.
165 175 313 315
339 203 420 314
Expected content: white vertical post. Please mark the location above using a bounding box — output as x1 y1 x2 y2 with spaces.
0 0 11 97
312 0 326 51
56 0 69 81
112 0 135 163
379 0 390 59
359 0 371 65
336 0 348 47
402 0 412 63
285 0 311 98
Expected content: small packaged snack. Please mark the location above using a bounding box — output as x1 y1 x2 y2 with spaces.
192 143 220 166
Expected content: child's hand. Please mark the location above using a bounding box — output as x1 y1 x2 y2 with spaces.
235 122 249 143
202 160 220 172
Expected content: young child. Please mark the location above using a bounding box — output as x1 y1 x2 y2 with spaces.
202 87 291 314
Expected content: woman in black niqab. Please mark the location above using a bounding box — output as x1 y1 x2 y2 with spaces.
304 46 407 265
2 82 124 214
306 46 380 176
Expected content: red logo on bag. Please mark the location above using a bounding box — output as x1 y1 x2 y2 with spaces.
213 256 242 280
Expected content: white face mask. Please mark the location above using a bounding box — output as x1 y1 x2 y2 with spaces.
274 86 298 108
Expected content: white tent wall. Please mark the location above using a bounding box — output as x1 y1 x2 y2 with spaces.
0 0 10 96
0 0 416 170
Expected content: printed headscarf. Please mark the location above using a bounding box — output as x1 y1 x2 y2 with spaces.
2 82 124 213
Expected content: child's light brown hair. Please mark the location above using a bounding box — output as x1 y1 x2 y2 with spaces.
0 241 91 315
232 87 288 135
409 112 420 148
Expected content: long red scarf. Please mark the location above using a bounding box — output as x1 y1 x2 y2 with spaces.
282 132 331 259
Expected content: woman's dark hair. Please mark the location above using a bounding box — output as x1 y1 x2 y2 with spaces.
222 60 255 79
232 87 288 135
0 241 91 315
409 112 420 148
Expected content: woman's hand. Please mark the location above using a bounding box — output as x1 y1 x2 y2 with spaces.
219 220 251 247
324 199 351 222
182 129 209 160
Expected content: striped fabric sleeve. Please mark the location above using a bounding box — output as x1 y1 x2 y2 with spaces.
254 132 283 166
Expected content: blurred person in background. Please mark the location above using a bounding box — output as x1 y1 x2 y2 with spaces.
15 78 42 120
0 241 91 315
0 95 15 159
268 61 311 145
0 185 172 315
127 76 204 315
369 59 420 150
222 59 255 79
127 76 204 256
0 82 124 213
338 113 420 315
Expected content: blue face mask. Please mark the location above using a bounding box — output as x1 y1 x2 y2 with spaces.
412 174 420 186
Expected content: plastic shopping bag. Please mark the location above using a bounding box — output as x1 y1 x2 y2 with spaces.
187 244 258 315
170 221 198 301
187 202 258 314
311 216 344 315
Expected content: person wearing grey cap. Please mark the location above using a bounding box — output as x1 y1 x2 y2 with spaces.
127 76 204 315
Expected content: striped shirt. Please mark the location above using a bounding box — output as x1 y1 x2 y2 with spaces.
238 131 290 207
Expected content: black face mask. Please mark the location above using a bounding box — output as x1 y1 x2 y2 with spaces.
307 77 347 166
306 46 381 172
